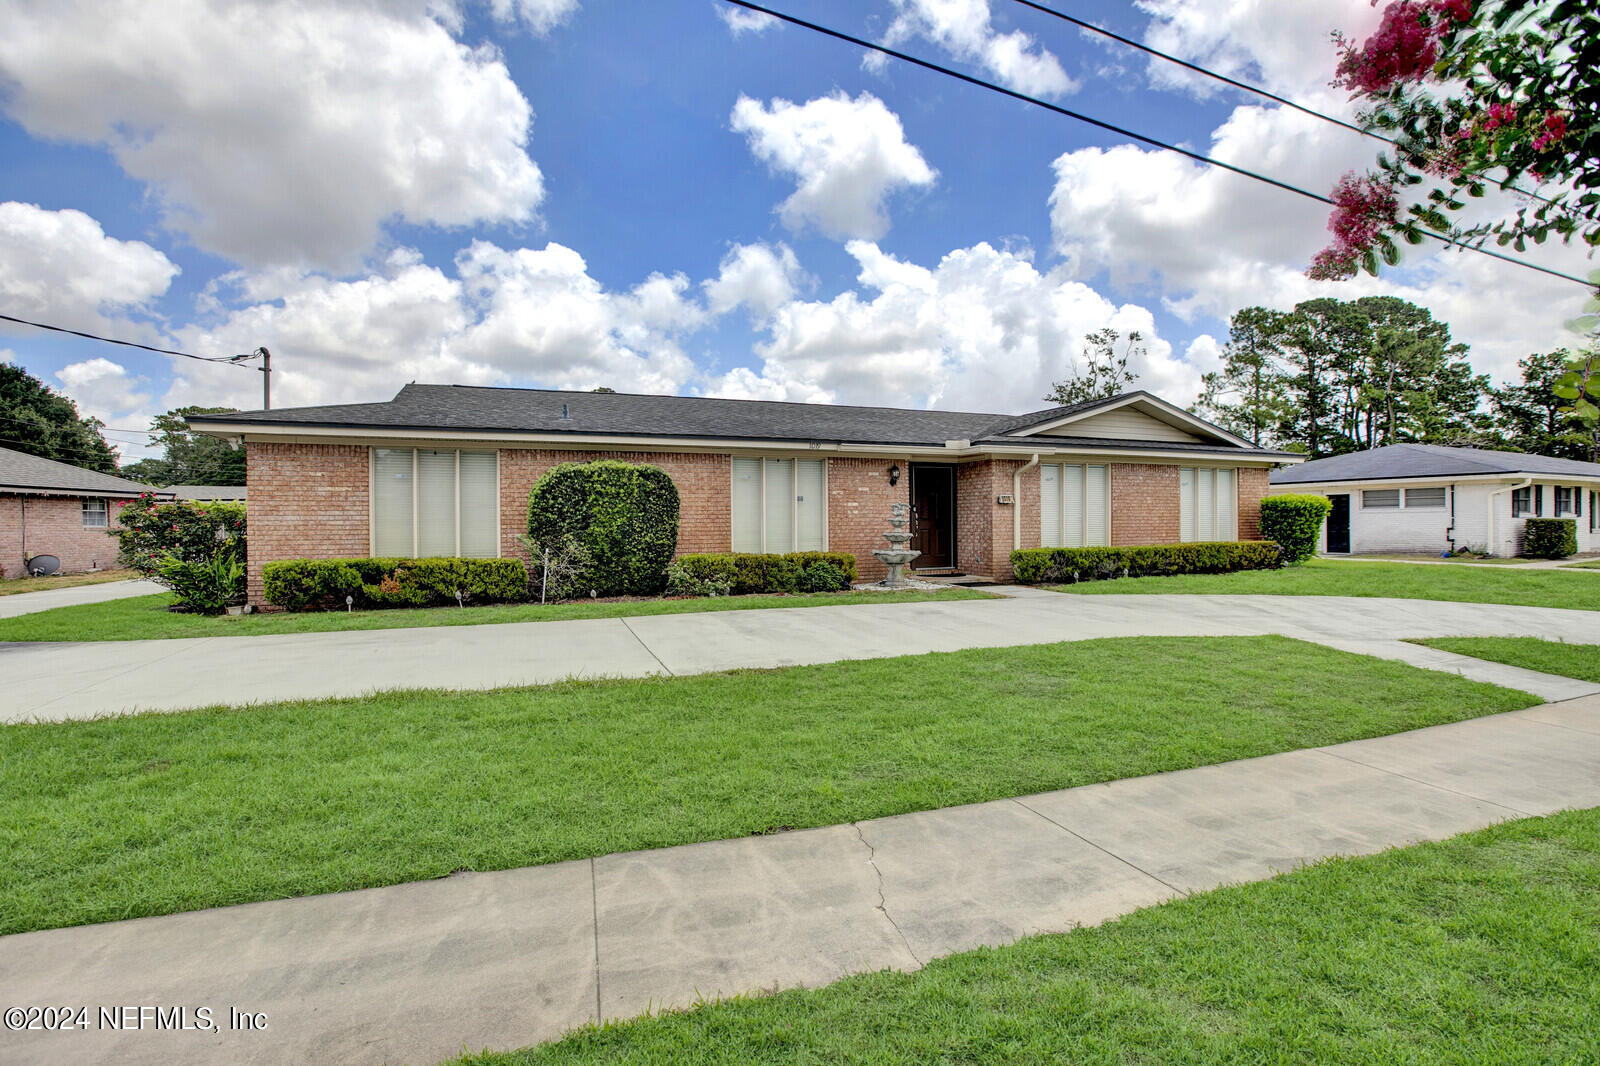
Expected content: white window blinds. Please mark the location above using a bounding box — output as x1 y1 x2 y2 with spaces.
371 448 498 558
1039 464 1108 547
730 457 826 553
1180 466 1238 541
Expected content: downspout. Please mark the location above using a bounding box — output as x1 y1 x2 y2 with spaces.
1013 453 1040 550
1445 483 1456 553
1487 477 1533 557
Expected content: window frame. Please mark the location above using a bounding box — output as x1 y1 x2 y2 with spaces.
1040 462 1110 548
81 497 109 529
1403 486 1446 509
1554 485 1575 518
730 455 829 554
1179 466 1238 542
368 447 501 559
1361 489 1401 509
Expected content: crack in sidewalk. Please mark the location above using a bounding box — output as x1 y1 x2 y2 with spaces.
852 823 921 969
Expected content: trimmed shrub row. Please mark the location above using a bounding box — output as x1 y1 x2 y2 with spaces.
670 552 859 595
526 460 680 597
1258 494 1333 564
1011 541 1284 584
263 557 528 611
1523 517 1578 559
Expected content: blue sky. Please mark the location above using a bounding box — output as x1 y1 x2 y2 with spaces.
0 0 1591 462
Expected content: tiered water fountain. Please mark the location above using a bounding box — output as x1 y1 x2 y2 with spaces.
871 502 921 588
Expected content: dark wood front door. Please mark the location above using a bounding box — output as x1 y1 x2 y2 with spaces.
910 463 956 569
1326 494 1350 554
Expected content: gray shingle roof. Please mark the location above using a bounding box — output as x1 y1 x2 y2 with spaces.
0 445 158 496
189 384 1291 457
1270 443 1600 484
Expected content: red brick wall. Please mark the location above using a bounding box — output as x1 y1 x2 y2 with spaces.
246 443 370 605
0 494 126 578
954 461 993 576
1238 466 1271 540
827 456 910 582
500 450 732 572
1110 463 1182 545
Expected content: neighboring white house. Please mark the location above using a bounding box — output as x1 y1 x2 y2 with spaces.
1269 444 1600 557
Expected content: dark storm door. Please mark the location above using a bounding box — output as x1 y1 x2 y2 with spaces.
910 463 956 569
1326 494 1350 554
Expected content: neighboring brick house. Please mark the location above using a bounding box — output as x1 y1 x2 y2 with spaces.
1271 444 1600 557
188 386 1301 606
0 445 159 578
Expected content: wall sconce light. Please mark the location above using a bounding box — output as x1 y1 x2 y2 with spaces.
888 463 901 486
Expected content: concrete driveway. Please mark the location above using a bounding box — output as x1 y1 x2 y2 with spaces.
6 589 1600 722
0 577 161 619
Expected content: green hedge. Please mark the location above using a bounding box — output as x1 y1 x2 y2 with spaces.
1258 494 1333 564
672 552 858 595
1523 518 1578 559
1011 542 1284 584
526 460 680 597
263 557 528 611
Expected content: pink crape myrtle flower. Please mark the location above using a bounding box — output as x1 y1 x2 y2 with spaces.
1334 0 1471 94
1307 172 1401 280
1532 111 1568 152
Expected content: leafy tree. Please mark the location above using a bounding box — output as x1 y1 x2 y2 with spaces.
1275 299 1371 458
1196 308 1293 446
0 363 119 472
1497 349 1599 460
1043 329 1143 406
1313 0 1599 277
121 406 246 486
1349 296 1489 448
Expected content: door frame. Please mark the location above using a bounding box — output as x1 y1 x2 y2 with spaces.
1325 493 1351 554
909 462 957 570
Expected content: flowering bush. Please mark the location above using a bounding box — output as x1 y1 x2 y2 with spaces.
1332 0 1468 95
1308 173 1403 280
114 495 247 577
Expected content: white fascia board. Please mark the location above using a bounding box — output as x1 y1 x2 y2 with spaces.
1005 393 1258 450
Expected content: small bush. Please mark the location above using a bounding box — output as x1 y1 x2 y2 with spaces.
263 557 528 611
155 544 245 614
672 552 858 595
526 461 680 597
1523 517 1578 559
517 533 594 604
664 560 732 598
1259 494 1334 564
115 494 247 576
1011 542 1284 585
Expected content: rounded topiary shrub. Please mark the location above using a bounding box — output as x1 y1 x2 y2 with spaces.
1523 517 1577 559
1258 493 1333 564
526 460 681 596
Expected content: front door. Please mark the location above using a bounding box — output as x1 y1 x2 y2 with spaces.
910 463 955 569
1326 494 1350 554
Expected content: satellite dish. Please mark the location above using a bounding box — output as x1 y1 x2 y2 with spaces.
26 555 60 577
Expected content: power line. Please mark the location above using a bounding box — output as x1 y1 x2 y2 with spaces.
720 0 1594 288
0 313 256 369
1005 0 1572 214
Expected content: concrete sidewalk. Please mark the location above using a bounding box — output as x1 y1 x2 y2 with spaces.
6 591 1600 722
0 577 160 619
4 695 1596 1066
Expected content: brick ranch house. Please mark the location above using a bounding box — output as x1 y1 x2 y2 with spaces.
0 445 162 578
187 385 1302 606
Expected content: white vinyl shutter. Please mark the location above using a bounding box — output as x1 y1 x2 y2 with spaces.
1179 467 1196 542
795 460 825 551
732 458 762 552
763 459 794 553
416 450 457 556
1196 467 1216 541
1063 465 1085 547
1215 468 1236 540
373 448 414 557
458 451 499 558
1085 465 1108 546
1040 465 1061 547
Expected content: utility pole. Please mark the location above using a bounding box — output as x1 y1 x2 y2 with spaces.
260 347 271 409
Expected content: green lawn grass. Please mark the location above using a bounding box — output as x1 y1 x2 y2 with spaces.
1561 558 1600 570
451 808 1600 1065
0 587 992 642
0 635 1533 935
0 569 137 596
1344 553 1529 565
1411 636 1600 683
1048 558 1600 611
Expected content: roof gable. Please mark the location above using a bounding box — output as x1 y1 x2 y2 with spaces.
1001 393 1254 449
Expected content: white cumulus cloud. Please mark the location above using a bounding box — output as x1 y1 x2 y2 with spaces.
703 242 806 320
873 0 1076 97
0 0 546 271
717 5 777 35
731 92 937 240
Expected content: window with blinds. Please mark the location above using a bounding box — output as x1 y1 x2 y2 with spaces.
1180 467 1237 541
1039 464 1109 547
730 457 826 552
372 448 499 558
